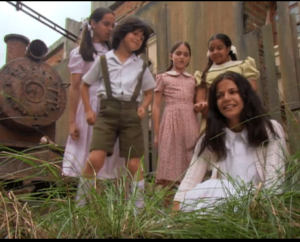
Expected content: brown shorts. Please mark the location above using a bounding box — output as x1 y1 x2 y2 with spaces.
89 98 144 159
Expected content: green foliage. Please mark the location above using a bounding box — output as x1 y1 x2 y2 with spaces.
0 144 299 238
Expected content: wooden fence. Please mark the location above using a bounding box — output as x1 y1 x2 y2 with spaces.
142 1 300 174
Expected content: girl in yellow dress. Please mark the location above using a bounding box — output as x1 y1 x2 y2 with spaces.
193 33 260 131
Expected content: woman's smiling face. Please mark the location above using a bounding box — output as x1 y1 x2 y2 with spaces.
216 78 244 128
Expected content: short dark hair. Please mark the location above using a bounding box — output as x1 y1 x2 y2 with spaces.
112 16 151 56
198 71 277 161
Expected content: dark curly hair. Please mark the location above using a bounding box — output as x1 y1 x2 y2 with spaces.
111 16 151 56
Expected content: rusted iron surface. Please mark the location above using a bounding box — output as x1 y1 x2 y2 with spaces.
0 122 56 148
25 39 48 60
0 57 67 131
4 34 30 63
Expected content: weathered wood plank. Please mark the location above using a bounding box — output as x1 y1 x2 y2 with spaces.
261 24 282 123
241 29 264 102
277 1 300 110
290 13 300 101
141 108 150 173
277 1 300 154
149 4 170 173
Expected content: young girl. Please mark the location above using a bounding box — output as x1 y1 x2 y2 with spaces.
173 71 287 211
62 8 125 200
78 16 156 208
152 41 200 208
193 33 260 130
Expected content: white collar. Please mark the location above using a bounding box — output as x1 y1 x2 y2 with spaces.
210 60 242 71
106 50 138 65
225 127 248 149
166 70 192 77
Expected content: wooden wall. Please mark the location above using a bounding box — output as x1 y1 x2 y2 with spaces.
134 1 245 172
135 1 244 77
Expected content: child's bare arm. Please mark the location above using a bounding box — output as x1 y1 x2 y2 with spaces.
248 78 257 92
194 87 208 117
137 89 154 119
141 89 154 110
195 86 207 103
69 73 83 140
81 82 96 125
152 91 162 137
152 91 163 147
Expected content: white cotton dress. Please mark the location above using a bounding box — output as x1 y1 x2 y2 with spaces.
62 43 126 179
180 128 261 212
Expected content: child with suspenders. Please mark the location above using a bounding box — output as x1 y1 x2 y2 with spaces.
78 16 156 208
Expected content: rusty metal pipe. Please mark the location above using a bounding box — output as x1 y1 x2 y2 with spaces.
26 39 48 60
4 34 30 63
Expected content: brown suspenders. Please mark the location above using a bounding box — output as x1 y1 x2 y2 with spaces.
100 55 113 99
100 55 148 102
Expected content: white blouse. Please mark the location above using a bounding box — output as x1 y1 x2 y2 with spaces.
219 128 260 185
174 120 287 203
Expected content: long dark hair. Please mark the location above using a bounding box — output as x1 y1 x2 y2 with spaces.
166 41 191 72
198 71 277 161
111 16 151 56
79 7 114 62
200 33 237 89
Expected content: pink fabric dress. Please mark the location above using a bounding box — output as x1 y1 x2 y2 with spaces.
62 43 126 179
155 71 200 184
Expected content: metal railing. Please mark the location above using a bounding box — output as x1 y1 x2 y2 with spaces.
7 1 78 43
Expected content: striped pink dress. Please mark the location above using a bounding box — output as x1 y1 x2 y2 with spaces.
155 70 200 184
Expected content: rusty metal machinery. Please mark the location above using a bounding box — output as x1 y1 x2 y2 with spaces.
0 34 69 190
0 39 67 131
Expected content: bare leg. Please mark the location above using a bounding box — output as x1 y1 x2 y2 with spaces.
75 150 107 207
162 180 176 209
127 157 144 181
127 157 145 208
82 150 107 178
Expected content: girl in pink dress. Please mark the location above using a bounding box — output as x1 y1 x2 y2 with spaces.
62 8 126 203
152 41 200 208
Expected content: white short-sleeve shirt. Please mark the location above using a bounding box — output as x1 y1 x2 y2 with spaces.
68 43 109 75
82 50 156 102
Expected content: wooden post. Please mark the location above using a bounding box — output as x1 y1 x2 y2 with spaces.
290 14 300 100
277 1 300 154
139 53 150 173
277 1 300 110
150 4 170 173
141 107 150 173
241 29 264 102
261 24 282 123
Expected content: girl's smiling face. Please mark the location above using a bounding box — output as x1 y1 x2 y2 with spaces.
208 39 231 65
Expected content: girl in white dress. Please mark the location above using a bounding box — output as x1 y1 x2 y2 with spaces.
62 8 126 203
172 71 287 212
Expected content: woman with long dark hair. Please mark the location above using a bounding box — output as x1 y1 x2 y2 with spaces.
173 71 287 211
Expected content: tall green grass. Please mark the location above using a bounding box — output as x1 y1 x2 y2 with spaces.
0 143 299 239
0 113 300 239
